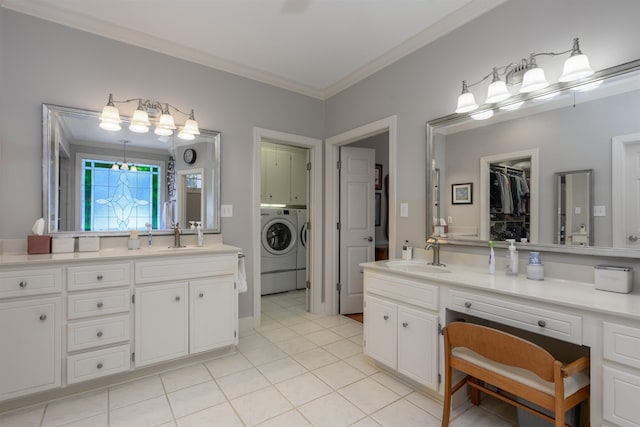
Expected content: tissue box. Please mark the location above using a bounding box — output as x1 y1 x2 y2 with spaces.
78 236 100 252
27 235 51 254
52 237 75 253
595 265 633 294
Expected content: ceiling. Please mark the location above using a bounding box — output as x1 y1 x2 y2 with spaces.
1 0 505 99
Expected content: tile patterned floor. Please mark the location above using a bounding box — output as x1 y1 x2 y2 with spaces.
0 290 518 427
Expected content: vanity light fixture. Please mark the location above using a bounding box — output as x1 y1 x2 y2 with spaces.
454 38 594 114
99 94 200 140
112 140 137 172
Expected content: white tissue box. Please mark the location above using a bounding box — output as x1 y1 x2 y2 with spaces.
594 265 632 294
52 237 75 253
78 236 100 252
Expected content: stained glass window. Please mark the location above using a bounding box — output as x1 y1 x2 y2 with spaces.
81 160 160 231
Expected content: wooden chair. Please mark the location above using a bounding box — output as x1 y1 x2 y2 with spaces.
441 322 590 427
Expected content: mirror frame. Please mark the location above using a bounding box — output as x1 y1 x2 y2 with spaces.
425 58 640 259
42 103 221 236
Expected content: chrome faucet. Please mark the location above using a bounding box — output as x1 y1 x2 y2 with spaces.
425 238 446 267
171 223 184 248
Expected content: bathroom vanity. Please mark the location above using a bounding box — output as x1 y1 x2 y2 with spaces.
362 260 640 427
0 244 240 405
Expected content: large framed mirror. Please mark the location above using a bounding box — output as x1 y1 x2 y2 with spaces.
43 104 221 236
426 59 640 257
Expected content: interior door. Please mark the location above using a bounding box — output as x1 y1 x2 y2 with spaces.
339 146 375 314
613 137 640 248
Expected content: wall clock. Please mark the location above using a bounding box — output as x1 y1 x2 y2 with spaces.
183 148 197 165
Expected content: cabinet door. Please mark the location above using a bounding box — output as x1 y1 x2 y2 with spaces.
0 297 61 400
190 276 235 354
290 147 308 205
363 295 397 369
262 144 291 204
397 306 439 390
603 366 640 427
134 282 188 367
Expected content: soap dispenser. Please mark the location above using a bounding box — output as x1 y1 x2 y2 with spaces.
505 239 519 275
196 222 204 247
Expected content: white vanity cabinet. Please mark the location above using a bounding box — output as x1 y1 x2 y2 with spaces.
602 321 640 427
363 271 440 390
0 266 62 401
133 254 237 367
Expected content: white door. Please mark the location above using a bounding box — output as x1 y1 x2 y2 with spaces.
613 137 640 248
339 146 375 314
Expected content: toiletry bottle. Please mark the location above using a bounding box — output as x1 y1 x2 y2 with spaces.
402 240 412 260
145 222 152 247
197 222 204 247
505 239 518 275
488 240 496 274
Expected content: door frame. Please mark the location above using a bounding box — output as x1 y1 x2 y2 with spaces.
252 127 324 328
325 116 397 315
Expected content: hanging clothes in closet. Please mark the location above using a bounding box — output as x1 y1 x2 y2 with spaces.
489 167 529 216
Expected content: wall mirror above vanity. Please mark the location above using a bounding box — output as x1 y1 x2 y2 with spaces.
43 104 221 236
426 59 640 257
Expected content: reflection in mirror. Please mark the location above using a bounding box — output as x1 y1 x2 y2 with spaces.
554 170 592 246
426 59 640 255
43 104 221 235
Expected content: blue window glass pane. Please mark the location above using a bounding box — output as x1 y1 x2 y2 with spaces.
94 169 109 186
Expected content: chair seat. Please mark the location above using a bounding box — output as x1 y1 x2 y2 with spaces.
452 347 589 398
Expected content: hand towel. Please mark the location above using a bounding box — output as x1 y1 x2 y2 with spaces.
237 255 248 293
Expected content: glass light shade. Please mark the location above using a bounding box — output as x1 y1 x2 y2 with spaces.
559 54 594 82
130 165 138 172
499 101 524 111
177 119 200 140
520 67 549 93
111 163 119 170
129 109 150 133
534 91 560 101
470 110 494 121
99 105 122 131
154 113 176 136
485 80 511 103
120 162 129 171
571 80 603 92
455 92 478 113
177 129 196 141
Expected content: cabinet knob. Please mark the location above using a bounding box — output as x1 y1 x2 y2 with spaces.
97 363 103 369
199 292 204 298
39 314 47 321
97 274 104 280
175 296 181 302
97 331 103 338
464 302 472 309
97 302 104 308
383 315 389 320
537 320 546 328
363 236 373 242
19 281 27 288
402 322 408 328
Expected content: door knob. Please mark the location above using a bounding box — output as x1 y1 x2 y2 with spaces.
464 302 472 309
175 296 181 302
364 236 373 242
402 322 408 328
19 281 27 288
383 315 389 320
629 235 639 242
199 292 204 298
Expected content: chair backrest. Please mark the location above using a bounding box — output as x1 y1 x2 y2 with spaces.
445 322 556 382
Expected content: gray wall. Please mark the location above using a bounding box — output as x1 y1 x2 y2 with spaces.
0 9 325 318
325 0 640 257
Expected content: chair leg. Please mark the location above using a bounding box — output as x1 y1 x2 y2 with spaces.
469 377 482 406
441 366 452 427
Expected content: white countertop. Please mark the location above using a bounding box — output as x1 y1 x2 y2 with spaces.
362 260 640 321
0 244 242 267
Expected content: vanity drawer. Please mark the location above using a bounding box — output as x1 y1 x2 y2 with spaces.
68 263 130 291
68 289 130 319
0 268 62 299
448 290 583 345
66 344 131 384
67 314 130 352
134 255 235 284
365 271 438 311
604 322 640 369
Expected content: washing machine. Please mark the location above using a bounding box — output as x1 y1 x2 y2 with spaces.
261 208 297 295
296 209 308 290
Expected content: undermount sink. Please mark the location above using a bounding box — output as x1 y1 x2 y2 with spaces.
384 260 451 274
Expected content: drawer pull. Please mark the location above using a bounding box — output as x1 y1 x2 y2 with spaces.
537 320 546 328
97 363 103 369
97 302 104 308
402 322 408 328
39 314 47 321
383 315 389 320
175 296 181 302
199 292 204 298
464 302 472 309
97 331 103 338
19 281 27 288
97 274 104 281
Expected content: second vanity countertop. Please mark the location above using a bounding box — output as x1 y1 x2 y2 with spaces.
362 259 640 322
0 244 242 267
